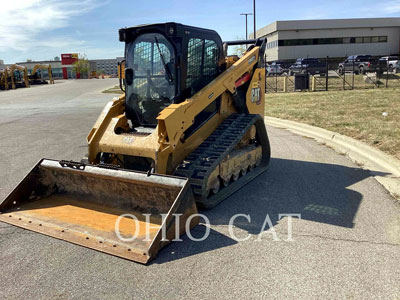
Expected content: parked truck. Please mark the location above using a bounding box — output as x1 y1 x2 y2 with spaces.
338 55 384 75
380 56 399 74
288 58 326 76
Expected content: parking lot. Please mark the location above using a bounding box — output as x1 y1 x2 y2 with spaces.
0 79 399 299
266 56 400 93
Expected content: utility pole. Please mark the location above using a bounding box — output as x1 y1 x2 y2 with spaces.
253 0 256 38
240 13 253 40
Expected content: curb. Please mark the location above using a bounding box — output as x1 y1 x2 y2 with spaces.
265 116 400 200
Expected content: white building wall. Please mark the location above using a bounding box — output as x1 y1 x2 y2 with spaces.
265 32 279 61
276 27 400 60
14 61 63 78
256 18 400 62
91 58 124 76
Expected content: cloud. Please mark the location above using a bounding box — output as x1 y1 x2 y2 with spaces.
0 0 104 55
361 0 400 16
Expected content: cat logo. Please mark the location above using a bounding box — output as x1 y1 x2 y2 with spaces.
123 136 134 144
251 87 261 105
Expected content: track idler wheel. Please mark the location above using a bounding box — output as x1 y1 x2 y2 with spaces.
232 170 240 181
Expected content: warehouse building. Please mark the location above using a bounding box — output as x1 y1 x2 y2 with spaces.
61 53 79 79
90 57 124 76
13 54 78 79
7 55 125 80
13 60 63 79
251 17 400 62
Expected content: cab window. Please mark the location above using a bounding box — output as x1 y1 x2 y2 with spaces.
186 38 219 96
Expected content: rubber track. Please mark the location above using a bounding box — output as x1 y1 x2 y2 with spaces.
174 113 270 208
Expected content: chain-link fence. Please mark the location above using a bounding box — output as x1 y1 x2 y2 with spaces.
266 57 400 93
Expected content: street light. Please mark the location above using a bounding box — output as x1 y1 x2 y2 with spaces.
253 0 256 39
240 13 253 40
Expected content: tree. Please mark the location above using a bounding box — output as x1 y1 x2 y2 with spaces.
54 56 60 61
72 54 90 78
232 44 246 57
231 36 246 57
26 59 33 62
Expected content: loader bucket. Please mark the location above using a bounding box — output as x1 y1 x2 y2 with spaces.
0 159 198 264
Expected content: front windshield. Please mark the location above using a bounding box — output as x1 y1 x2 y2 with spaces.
125 33 175 126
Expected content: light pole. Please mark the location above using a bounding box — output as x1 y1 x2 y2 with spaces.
240 13 253 40
253 0 256 39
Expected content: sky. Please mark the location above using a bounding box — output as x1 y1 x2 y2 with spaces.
1 0 400 63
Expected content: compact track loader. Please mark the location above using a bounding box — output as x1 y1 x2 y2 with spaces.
0 23 270 263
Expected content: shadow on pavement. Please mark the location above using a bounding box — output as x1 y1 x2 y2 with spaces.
153 157 388 264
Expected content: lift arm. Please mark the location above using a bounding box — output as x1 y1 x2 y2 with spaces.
157 46 261 150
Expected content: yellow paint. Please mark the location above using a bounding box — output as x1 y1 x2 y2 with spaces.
118 61 125 79
246 68 265 116
8 64 30 89
86 45 265 178
31 64 54 84
0 69 9 90
18 195 161 238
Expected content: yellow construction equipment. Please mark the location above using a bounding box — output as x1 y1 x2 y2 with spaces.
29 64 55 85
89 70 98 79
9 64 30 89
0 68 9 90
118 60 125 91
118 60 125 79
0 23 270 264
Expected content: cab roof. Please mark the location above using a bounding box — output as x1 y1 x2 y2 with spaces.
119 22 221 43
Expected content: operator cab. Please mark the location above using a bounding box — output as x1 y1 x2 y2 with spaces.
119 23 224 127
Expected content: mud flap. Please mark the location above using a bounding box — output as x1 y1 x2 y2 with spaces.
0 159 198 264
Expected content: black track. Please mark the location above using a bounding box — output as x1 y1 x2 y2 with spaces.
174 113 271 209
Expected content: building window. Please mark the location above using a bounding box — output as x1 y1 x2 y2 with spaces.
277 35 387 47
379 36 388 42
355 37 363 43
363 37 371 43
267 40 278 49
371 36 379 43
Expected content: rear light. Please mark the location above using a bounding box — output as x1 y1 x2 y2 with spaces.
368 62 371 67
235 72 251 88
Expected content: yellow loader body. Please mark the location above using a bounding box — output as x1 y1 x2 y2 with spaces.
0 23 270 263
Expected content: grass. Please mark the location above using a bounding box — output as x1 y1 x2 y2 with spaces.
102 85 123 94
265 88 400 160
266 73 400 93
101 81 400 159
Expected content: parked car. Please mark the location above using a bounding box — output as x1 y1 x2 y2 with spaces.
379 56 399 73
266 62 284 76
288 58 326 76
338 55 383 75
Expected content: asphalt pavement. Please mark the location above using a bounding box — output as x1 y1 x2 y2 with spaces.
0 79 399 299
